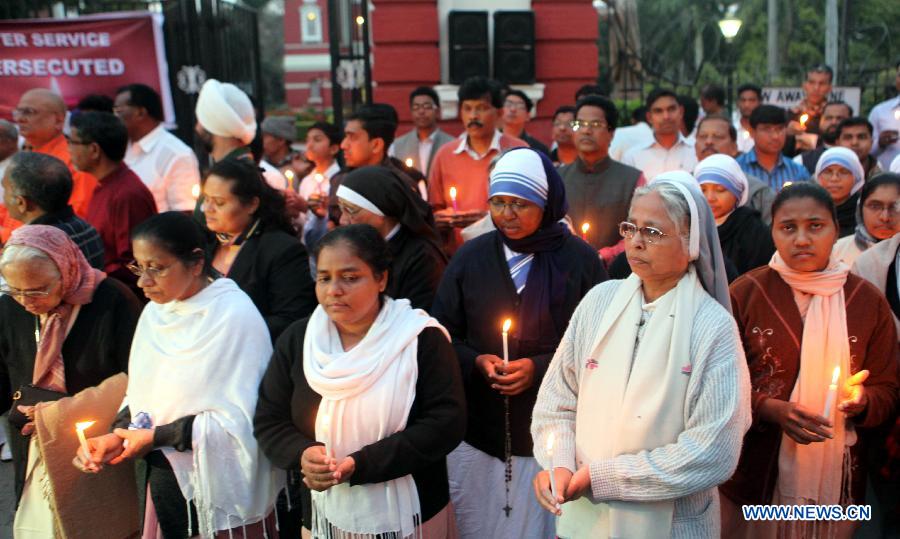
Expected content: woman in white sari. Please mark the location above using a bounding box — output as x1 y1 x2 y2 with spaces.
77 212 281 538
530 172 752 538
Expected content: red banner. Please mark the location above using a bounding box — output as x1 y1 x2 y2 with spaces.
0 11 174 123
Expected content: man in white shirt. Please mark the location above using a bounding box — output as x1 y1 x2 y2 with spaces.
868 61 900 170
734 83 762 153
622 89 697 180
114 83 200 212
609 106 653 161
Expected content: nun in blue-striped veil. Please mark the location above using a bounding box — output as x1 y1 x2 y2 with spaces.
432 147 608 539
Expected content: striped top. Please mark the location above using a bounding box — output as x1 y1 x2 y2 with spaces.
503 244 533 294
531 279 752 537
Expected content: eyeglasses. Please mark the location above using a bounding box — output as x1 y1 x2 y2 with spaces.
65 135 91 146
11 107 47 120
503 100 528 111
818 168 853 181
863 201 900 215
489 198 533 213
0 285 54 298
571 120 609 131
126 261 172 280
411 103 436 111
619 221 671 244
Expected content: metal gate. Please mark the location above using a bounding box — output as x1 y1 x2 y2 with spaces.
1 0 262 145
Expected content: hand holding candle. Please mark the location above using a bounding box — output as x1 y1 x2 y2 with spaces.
76 421 95 461
502 319 512 368
822 366 840 419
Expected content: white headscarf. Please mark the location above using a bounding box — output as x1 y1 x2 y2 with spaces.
304 297 449 538
815 146 866 196
694 153 750 206
195 79 257 145
126 278 280 538
649 171 732 312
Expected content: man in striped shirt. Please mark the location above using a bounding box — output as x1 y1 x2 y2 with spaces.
736 105 810 191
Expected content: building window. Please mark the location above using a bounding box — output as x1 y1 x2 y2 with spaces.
301 4 323 44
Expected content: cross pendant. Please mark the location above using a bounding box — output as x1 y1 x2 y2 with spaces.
503 505 512 517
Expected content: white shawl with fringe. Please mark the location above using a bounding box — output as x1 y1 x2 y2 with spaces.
125 278 281 538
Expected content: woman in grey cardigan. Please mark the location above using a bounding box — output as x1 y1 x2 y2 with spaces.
530 172 752 538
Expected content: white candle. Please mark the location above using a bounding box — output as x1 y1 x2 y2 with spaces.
320 412 332 458
314 173 325 196
449 186 459 212
822 366 840 419
502 319 511 368
75 421 95 460
191 184 200 199
546 433 560 508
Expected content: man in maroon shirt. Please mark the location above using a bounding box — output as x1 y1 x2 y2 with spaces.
69 111 157 292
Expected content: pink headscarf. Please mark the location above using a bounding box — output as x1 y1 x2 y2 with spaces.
5 225 106 392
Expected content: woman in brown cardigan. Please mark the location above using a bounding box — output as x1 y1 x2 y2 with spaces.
720 182 900 538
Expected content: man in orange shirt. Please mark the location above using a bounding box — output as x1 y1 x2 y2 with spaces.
14 88 97 217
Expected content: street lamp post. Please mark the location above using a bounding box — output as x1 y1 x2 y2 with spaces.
718 15 743 117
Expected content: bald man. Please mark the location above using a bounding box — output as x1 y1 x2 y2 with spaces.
14 88 97 217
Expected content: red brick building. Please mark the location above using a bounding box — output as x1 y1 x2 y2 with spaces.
283 0 599 145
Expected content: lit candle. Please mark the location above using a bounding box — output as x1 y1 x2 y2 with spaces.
449 186 459 212
315 173 325 196
782 181 793 189
284 169 295 182
75 421 95 460
191 184 200 199
405 157 414 168
502 319 512 368
546 433 560 509
822 366 840 419
894 109 900 121
580 222 590 241
799 113 809 129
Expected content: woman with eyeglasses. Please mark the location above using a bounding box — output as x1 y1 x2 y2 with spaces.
531 172 751 538
695 154 775 276
720 183 899 538
76 211 281 538
831 173 900 265
0 225 141 533
815 147 866 238
335 166 446 309
431 148 606 538
202 157 316 341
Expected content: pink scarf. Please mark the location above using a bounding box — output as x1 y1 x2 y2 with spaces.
5 225 106 393
769 252 853 538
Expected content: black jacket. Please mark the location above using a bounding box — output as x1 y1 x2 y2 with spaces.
431 231 606 459
386 228 447 310
0 278 142 500
226 226 317 341
254 318 466 526
718 206 776 277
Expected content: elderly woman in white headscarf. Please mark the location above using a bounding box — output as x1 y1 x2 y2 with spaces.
530 171 752 538
815 146 866 238
695 154 775 276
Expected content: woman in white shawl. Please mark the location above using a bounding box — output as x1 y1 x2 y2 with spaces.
76 212 281 538
254 224 466 538
530 172 752 538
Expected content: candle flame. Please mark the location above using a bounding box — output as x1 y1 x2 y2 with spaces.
315 173 324 183
799 113 809 127
75 421 95 432
502 318 512 333
546 432 555 452
894 110 900 121
783 181 793 188
581 222 590 234
191 184 200 199
830 366 840 385
405 158 414 168
285 169 295 180
449 186 457 201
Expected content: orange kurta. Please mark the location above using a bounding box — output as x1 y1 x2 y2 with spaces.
0 205 22 244
32 134 98 218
